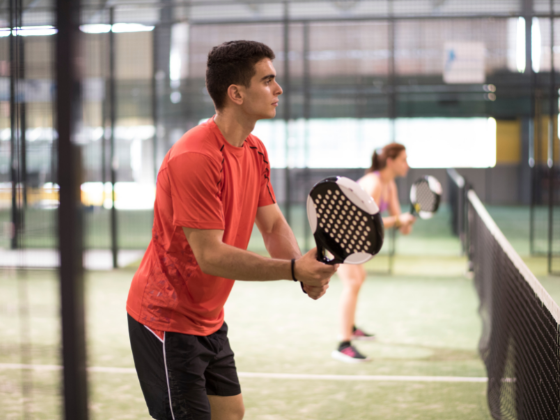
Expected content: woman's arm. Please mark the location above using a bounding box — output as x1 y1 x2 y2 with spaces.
362 174 400 228
382 181 401 228
385 180 415 232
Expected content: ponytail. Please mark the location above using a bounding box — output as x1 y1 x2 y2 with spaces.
366 143 406 174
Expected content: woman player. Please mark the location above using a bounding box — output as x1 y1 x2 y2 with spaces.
332 143 416 363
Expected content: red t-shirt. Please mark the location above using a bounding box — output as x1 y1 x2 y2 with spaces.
126 117 276 337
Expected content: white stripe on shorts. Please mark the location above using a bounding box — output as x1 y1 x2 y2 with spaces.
163 332 176 420
144 325 164 343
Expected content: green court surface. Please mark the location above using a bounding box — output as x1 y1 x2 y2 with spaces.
0 204 557 419
1 262 492 419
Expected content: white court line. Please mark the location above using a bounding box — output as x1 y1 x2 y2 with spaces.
238 372 487 383
0 363 487 383
0 363 62 371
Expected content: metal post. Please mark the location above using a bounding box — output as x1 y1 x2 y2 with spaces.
109 7 118 269
101 43 107 199
283 1 291 224
56 0 89 417
548 0 555 273
303 21 310 252
525 0 536 253
20 35 27 212
387 0 397 272
388 227 396 274
9 0 18 250
388 0 396 142
152 25 158 184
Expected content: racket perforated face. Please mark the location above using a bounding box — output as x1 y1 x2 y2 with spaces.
410 176 442 219
307 177 384 265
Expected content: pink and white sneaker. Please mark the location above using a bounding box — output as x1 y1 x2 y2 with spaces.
331 344 370 363
352 326 376 341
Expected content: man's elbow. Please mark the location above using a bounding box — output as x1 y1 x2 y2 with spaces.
194 247 222 276
195 252 213 275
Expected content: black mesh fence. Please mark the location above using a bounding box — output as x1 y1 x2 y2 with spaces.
469 188 560 420
0 2 63 418
1 0 553 265
3 0 560 417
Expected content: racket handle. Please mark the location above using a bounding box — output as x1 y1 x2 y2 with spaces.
410 202 416 216
316 243 327 263
300 282 307 294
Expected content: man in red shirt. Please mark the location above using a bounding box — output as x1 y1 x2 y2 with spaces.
127 41 337 420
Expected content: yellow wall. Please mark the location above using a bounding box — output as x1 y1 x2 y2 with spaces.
533 116 560 164
495 117 560 165
496 120 521 164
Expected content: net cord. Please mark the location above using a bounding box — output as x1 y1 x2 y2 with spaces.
468 189 560 324
447 168 465 188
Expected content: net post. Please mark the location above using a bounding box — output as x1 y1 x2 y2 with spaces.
446 168 467 255
465 181 474 273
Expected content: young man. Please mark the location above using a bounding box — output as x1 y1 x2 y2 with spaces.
126 41 338 420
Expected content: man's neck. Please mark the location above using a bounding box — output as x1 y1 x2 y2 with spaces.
213 110 256 147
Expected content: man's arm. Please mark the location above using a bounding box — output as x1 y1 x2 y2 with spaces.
254 203 333 298
182 224 336 300
255 203 300 260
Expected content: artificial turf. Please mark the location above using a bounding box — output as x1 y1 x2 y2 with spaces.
0 203 556 419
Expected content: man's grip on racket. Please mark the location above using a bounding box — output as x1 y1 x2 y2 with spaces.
183 203 336 300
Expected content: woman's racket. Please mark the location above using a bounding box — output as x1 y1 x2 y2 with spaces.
306 176 384 265
409 176 442 219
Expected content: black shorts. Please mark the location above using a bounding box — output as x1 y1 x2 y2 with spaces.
128 314 241 420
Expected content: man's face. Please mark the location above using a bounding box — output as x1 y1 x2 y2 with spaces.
239 58 282 120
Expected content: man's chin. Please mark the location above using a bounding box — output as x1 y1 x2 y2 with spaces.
257 110 277 120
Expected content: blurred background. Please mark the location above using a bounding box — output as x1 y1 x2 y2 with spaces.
1 0 559 419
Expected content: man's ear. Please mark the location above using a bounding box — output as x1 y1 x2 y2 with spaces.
226 84 244 106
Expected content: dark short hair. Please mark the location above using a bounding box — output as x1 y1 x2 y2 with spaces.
206 40 275 110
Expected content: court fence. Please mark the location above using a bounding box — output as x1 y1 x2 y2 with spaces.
4 1 560 419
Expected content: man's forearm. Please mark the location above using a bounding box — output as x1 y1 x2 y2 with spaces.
199 242 293 281
261 218 302 260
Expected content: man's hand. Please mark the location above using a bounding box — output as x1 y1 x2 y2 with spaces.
302 284 330 300
294 247 338 299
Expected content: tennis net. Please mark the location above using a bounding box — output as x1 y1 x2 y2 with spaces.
468 188 560 419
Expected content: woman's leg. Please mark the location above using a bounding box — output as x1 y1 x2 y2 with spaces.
338 264 366 341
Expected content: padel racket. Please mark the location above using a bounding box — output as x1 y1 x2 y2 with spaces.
307 176 384 265
409 176 442 219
